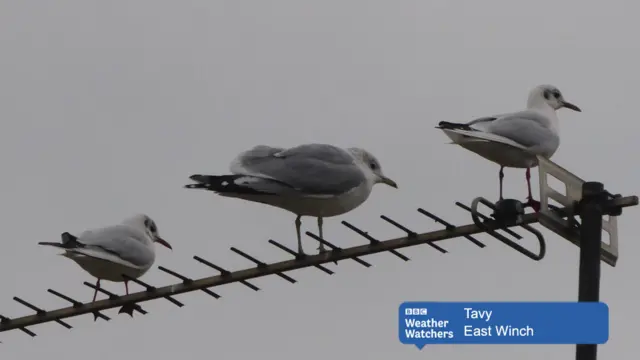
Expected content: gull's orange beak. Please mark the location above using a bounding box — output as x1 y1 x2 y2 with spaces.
155 237 172 250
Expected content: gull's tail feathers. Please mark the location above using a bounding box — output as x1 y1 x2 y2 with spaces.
38 232 81 249
184 174 275 195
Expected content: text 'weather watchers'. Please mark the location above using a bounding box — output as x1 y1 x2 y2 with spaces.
398 302 608 349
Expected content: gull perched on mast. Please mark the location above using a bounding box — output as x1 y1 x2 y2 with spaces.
38 214 172 316
184 143 398 258
436 84 581 211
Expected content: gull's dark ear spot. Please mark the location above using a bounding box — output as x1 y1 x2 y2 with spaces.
543 89 551 100
149 221 158 233
143 216 157 232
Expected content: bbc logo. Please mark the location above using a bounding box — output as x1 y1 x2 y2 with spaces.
405 307 428 316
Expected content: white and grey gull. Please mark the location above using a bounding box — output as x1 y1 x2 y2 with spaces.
38 214 172 314
184 143 398 258
436 84 581 211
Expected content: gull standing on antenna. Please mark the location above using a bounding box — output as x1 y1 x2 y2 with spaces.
38 214 172 308
436 84 581 211
184 143 398 257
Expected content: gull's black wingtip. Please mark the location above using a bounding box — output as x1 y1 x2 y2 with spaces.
187 174 217 185
184 174 211 190
38 233 79 248
184 183 207 189
436 121 473 131
37 241 60 247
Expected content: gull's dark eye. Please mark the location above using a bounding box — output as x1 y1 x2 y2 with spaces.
369 162 378 170
552 90 561 98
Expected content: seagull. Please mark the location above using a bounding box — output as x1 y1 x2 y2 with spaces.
38 214 172 312
436 84 581 211
184 143 398 258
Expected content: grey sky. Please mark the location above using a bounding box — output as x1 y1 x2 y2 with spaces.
0 0 637 358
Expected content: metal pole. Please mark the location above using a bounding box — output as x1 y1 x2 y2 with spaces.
575 181 605 360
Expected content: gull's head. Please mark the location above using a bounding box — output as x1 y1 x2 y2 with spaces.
347 147 398 189
528 84 581 112
125 214 172 250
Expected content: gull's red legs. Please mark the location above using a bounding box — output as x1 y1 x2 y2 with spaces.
499 166 505 200
92 279 100 302
525 167 541 212
116 280 136 318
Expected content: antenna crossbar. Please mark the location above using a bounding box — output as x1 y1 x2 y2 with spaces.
1 194 636 338
0 208 543 334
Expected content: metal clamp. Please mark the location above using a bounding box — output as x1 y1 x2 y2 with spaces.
463 197 546 261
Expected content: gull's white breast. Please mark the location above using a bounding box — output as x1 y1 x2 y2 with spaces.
442 129 540 168
65 253 151 282
222 180 374 217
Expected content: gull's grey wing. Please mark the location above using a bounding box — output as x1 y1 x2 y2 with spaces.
486 111 559 155
229 145 287 176
466 111 522 130
466 116 498 127
72 225 154 268
438 113 504 133
229 143 366 195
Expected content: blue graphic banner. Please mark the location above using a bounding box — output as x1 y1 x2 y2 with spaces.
399 302 608 349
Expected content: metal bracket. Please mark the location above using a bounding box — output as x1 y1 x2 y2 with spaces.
537 155 620 266
462 197 546 261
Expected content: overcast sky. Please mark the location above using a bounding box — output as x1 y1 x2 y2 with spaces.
0 1 638 359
